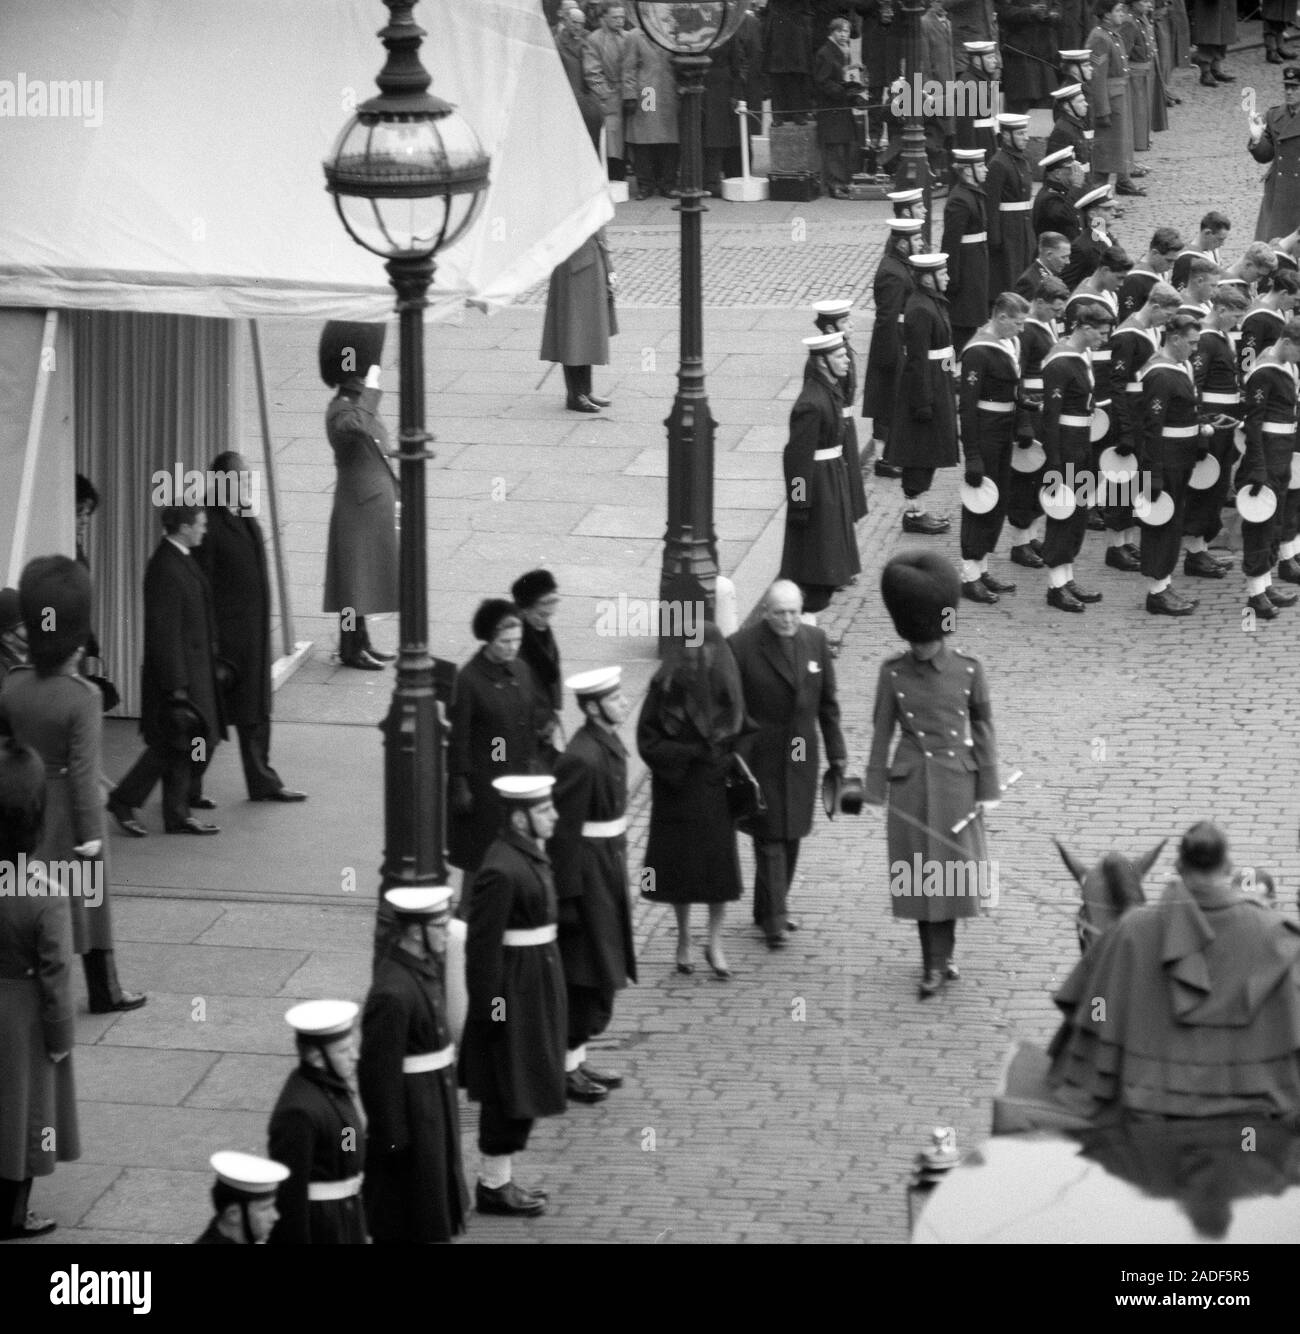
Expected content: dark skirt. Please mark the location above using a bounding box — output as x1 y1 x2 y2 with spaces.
641 761 743 905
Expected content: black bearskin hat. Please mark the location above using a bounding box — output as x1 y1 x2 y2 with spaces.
19 555 91 673
880 550 960 643
510 569 558 609
318 321 386 389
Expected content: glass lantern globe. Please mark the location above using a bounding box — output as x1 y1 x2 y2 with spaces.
629 0 751 56
325 100 490 260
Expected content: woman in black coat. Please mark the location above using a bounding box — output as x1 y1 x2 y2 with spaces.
637 624 746 978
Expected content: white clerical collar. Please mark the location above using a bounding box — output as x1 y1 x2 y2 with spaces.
166 535 191 556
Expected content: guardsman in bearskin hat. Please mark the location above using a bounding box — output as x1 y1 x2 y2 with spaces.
194 1152 288 1244
459 776 567 1217
549 668 636 1103
778 329 861 613
940 146 991 353
863 217 924 476
985 113 1035 299
267 1000 367 1245
812 298 868 522
864 551 1001 998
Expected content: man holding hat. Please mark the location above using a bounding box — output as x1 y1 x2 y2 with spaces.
940 147 991 352
893 253 959 535
985 113 1034 298
1251 71 1300 243
361 887 468 1243
195 1152 288 1244
267 1000 366 1245
1033 148 1080 242
779 329 861 612
864 551 1002 998
863 218 923 475
1062 183 1119 289
954 40 1001 161
459 776 567 1217
958 291 1031 603
813 299 868 520
729 580 847 950
1047 81 1093 178
549 668 636 1100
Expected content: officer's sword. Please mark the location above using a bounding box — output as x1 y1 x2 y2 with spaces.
950 768 1023 835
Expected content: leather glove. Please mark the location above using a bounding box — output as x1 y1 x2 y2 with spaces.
964 470 985 488
913 404 934 422
1245 468 1268 495
1146 471 1164 501
1195 443 1210 463
1112 441 1135 457
450 776 473 816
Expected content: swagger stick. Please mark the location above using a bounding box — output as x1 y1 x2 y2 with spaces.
950 768 1023 835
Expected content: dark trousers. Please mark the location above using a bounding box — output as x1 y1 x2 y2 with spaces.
114 743 212 830
1138 458 1192 579
0 1177 33 1230
1042 438 1091 566
606 155 626 182
917 920 956 971
750 836 801 938
235 720 283 800
632 142 678 193
901 466 937 499
770 73 811 123
562 365 593 400
339 612 381 662
1006 451 1047 530
1183 429 1236 543
1282 480 1300 546
478 1101 533 1156
821 141 852 191
567 982 615 1050
1240 458 1289 577
959 424 1013 560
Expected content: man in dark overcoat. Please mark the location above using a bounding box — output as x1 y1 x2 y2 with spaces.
512 569 563 764
862 218 923 470
108 506 226 836
1045 79 1093 178
1032 148 1080 241
548 668 636 1103
1250 66 1300 242
985 113 1035 298
940 146 991 351
459 777 567 1218
892 251 960 535
779 330 861 613
320 321 398 670
953 40 1000 160
813 15 862 198
360 888 468 1244
539 230 618 412
1061 183 1120 289
268 1000 366 1245
730 581 846 949
1190 0 1235 84
195 451 306 805
763 0 815 123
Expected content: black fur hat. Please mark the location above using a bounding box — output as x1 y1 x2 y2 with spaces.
471 598 521 643
510 569 558 609
19 555 91 672
880 550 960 643
318 321 386 389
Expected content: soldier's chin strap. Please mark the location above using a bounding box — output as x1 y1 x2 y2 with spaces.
239 1200 257 1245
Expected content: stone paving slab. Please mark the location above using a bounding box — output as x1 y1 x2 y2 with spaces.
79 1168 213 1238
79 1104 270 1171
73 1048 217 1108
184 1053 298 1113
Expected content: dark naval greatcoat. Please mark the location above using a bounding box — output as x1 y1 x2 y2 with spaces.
1251 103 1300 242
985 146 1035 298
940 182 991 332
892 287 960 469
862 248 915 427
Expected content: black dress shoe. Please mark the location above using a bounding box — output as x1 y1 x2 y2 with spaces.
1183 550 1227 579
1211 66 1234 82
1276 557 1300 583
1199 68 1218 86
476 1180 546 1217
918 969 945 998
565 394 601 413
362 645 396 662
874 459 903 478
1010 543 1044 568
1115 180 1147 196
339 651 384 670
902 511 950 535
580 1062 623 1088
784 918 800 931
166 817 220 835
1146 588 1196 616
189 796 217 810
1247 592 1281 620
566 1069 609 1102
89 990 147 1015
1047 585 1086 613
1086 508 1107 529
254 789 308 802
1105 545 1141 572
1266 583 1299 606
1066 580 1102 604
107 799 148 838
766 933 788 949
981 571 1016 594
586 392 612 408
1029 538 1044 555
0 1212 57 1240
962 578 998 604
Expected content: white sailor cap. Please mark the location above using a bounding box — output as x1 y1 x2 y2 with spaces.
1058 49 1091 61
284 999 358 1039
1051 82 1084 100
908 252 949 270
566 665 622 699
812 297 854 318
950 146 986 164
997 113 1030 131
888 217 924 233
887 188 924 205
210 1151 290 1196
492 775 557 804
1075 183 1115 211
804 331 846 353
1038 146 1074 170
964 40 997 53
384 886 455 917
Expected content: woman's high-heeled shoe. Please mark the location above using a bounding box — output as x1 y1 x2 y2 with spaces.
703 945 731 980
675 943 693 974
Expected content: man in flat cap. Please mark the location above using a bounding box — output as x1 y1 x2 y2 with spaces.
985 114 1035 298
941 147 991 353
459 777 567 1217
549 668 636 1102
195 1152 288 1244
267 1000 366 1245
360 888 468 1243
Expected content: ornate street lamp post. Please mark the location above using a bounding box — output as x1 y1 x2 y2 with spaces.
892 0 932 239
324 0 490 924
629 1 750 632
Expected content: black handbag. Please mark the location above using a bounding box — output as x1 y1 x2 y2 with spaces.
725 753 767 826
81 657 119 714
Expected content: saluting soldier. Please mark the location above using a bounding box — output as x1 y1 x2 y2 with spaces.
940 146 991 352
361 888 467 1244
1062 183 1120 290
1033 147 1080 241
985 113 1035 299
953 40 1001 161
893 252 960 535
459 776 567 1218
812 298 868 521
779 329 861 612
1249 65 1300 242
1136 311 1205 616
1041 300 1113 611
1237 317 1300 619
863 217 924 474
194 1152 288 1245
958 292 1031 604
1116 226 1183 319
549 667 636 1104
1184 285 1249 580
1046 81 1093 181
267 1000 366 1245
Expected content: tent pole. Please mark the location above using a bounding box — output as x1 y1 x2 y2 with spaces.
248 318 294 658
7 310 59 586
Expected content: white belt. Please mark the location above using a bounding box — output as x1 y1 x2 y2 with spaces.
961 231 987 243
1022 377 1043 390
813 446 842 461
928 346 955 360
841 406 854 418
973 117 994 128
976 399 1014 412
1161 425 1197 438
1262 421 1296 435
1202 392 1241 405
503 924 558 946
582 816 627 837
1059 414 1093 427
403 1045 455 1074
307 1175 362 1202
999 201 1031 212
